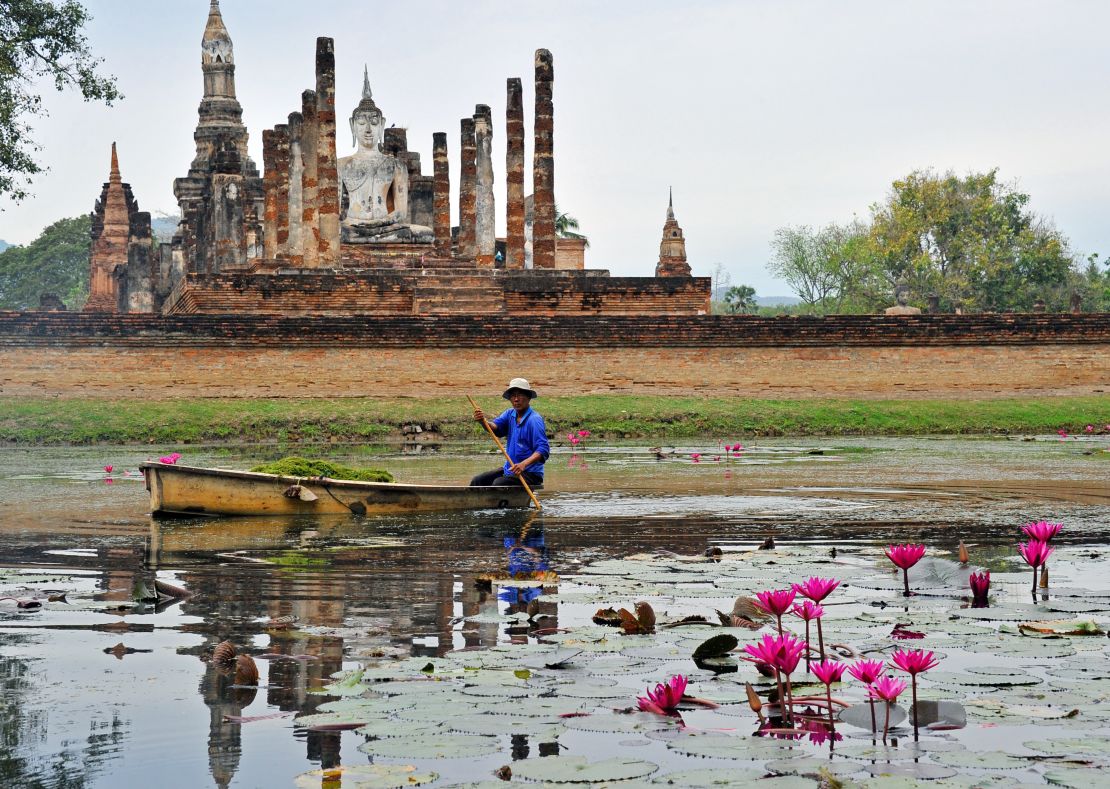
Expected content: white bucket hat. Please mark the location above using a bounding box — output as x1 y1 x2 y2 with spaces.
502 378 538 400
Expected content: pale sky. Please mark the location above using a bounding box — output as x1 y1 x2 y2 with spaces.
2 0 1109 296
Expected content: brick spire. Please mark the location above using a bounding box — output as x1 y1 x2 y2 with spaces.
655 188 690 277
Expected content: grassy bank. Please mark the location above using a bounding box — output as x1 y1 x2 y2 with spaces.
1 395 1107 445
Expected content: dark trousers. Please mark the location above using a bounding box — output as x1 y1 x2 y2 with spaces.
470 468 543 489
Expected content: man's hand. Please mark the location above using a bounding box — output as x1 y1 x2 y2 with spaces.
473 407 487 424
507 460 529 476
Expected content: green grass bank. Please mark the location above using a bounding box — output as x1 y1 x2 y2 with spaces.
1 395 1108 445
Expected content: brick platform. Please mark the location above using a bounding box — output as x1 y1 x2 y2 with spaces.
1 313 1106 400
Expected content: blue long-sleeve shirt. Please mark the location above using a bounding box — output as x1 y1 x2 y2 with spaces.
491 406 549 477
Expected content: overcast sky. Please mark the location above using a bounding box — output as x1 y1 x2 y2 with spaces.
2 0 1108 295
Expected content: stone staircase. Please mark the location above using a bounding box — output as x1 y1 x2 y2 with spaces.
412 270 506 315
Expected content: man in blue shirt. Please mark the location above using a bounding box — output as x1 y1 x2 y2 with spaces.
470 377 550 489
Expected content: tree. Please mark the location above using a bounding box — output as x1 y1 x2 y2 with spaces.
0 214 90 309
1 0 121 202
867 169 1073 312
767 221 877 312
554 203 589 247
723 284 757 314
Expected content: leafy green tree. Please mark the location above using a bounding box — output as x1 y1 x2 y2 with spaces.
867 169 1073 312
722 284 757 314
767 221 877 313
0 214 90 308
1 0 121 202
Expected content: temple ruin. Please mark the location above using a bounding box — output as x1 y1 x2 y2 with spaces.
91 1 709 317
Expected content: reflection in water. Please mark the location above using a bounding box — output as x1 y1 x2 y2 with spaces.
1 438 1108 786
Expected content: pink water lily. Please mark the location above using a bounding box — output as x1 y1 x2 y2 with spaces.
794 576 840 602
577 429 590 438
890 648 940 742
103 465 113 474
848 659 885 685
885 544 926 597
1019 539 1054 595
810 659 846 685
849 658 886 738
1019 539 1054 568
1086 424 1095 433
690 453 701 463
742 633 805 676
754 588 797 617
158 453 181 465
637 674 687 715
969 571 990 607
867 675 907 702
791 601 823 621
868 675 908 744
1057 428 1068 439
799 718 843 745
1022 521 1062 542
890 648 939 676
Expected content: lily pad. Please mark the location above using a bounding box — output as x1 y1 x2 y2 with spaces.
665 732 794 760
293 764 438 788
357 734 500 759
650 767 767 786
838 701 907 731
765 757 863 777
509 755 659 783
862 762 959 780
929 750 1031 770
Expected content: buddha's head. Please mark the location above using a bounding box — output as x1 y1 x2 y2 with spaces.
350 66 384 151
894 284 910 305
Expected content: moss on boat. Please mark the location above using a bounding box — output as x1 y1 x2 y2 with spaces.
249 456 393 483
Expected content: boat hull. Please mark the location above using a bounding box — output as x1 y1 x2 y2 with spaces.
140 462 533 517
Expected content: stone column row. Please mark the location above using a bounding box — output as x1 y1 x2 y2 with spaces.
258 37 339 267
432 132 451 257
474 104 495 267
457 117 477 260
532 48 556 270
505 77 525 269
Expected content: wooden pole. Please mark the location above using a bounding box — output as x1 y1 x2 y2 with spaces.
466 395 542 511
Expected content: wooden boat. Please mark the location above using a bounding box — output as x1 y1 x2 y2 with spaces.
140 462 533 517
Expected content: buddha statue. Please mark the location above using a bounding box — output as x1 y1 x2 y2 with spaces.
339 69 433 243
884 284 921 315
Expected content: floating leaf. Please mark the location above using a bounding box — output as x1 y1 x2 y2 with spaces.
692 634 738 661
509 755 659 783
293 764 438 789
838 701 906 732
358 734 500 760
765 757 863 777
929 749 1031 769
862 763 958 780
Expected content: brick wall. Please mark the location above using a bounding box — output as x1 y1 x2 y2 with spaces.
1 312 1106 400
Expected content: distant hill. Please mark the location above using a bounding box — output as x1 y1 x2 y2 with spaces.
0 240 9 253
756 296 801 307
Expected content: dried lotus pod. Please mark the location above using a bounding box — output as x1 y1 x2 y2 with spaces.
634 601 656 633
213 640 237 666
731 596 771 623
234 654 259 685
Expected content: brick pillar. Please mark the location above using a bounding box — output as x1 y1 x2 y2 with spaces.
533 49 556 269
315 38 340 265
286 111 304 261
273 124 291 257
300 89 319 268
432 132 451 257
458 117 477 260
262 128 278 260
505 78 525 270
474 104 495 267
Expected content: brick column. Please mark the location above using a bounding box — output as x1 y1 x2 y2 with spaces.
432 132 451 257
286 111 304 262
273 123 291 257
505 77 525 269
262 128 278 260
474 104 495 267
315 38 340 265
300 89 319 268
457 117 477 260
533 49 556 269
